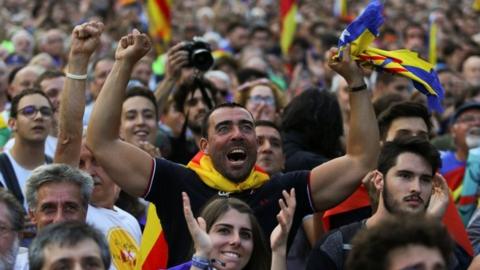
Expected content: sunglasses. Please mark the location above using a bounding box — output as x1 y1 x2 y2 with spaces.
17 105 53 118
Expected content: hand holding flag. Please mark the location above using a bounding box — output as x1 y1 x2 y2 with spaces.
336 0 444 111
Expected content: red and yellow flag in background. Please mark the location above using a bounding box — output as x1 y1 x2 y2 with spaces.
280 0 298 56
146 0 172 53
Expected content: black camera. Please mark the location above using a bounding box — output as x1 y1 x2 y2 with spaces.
182 37 214 71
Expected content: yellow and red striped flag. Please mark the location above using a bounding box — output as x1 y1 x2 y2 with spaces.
474 0 480 11
146 0 172 52
280 0 298 56
137 203 169 270
428 14 438 67
334 0 348 19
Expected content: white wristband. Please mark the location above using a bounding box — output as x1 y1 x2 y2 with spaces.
66 72 88 80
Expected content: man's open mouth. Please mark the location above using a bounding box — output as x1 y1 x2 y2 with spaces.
227 148 247 162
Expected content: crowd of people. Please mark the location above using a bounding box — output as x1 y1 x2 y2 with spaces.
0 0 479 269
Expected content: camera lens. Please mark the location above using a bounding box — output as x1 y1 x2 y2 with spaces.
192 49 214 71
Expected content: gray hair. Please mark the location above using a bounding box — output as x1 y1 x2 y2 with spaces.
205 70 231 86
29 221 111 270
0 188 25 231
11 29 34 49
25 164 93 211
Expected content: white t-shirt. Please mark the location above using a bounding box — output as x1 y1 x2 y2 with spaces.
14 247 28 270
0 151 36 210
87 205 142 270
3 135 57 158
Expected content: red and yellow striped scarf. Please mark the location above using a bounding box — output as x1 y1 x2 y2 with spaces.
187 151 270 193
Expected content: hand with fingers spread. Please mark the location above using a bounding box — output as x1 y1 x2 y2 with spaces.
326 45 365 87
427 173 450 220
182 192 212 258
270 189 296 270
165 42 189 80
270 189 296 253
115 29 152 65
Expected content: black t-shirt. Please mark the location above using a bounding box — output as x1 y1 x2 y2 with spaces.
144 158 315 267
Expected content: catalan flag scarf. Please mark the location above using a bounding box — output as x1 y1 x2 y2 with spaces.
187 152 270 193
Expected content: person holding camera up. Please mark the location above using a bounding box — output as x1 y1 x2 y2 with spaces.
155 38 219 164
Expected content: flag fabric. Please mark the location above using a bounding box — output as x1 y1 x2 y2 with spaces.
458 147 480 225
337 0 384 58
187 152 269 193
474 0 480 11
336 0 444 112
358 47 444 111
280 0 298 55
428 16 438 67
137 203 169 270
333 0 348 19
146 0 172 52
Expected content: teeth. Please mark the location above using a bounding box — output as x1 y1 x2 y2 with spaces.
222 252 239 258
230 149 245 154
135 131 148 136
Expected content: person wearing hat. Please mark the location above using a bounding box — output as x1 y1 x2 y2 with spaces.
440 102 480 198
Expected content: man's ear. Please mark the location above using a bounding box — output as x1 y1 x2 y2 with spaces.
200 137 209 154
28 209 37 226
8 118 16 132
372 170 384 192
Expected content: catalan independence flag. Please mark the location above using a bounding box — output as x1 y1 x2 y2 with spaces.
336 0 444 112
137 204 169 270
359 47 444 111
146 0 172 51
337 0 383 58
280 0 298 55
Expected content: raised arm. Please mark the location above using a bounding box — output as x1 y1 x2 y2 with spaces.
86 29 153 197
154 42 188 113
310 46 380 210
54 21 103 166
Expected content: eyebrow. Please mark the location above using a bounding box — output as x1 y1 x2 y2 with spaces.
214 223 252 232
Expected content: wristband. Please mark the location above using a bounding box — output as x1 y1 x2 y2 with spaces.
192 256 211 270
66 72 88 80
349 84 368 92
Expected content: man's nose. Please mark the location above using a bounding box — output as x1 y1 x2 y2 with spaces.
52 210 66 223
259 140 273 152
410 178 421 193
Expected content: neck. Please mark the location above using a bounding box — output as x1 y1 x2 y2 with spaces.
193 133 202 149
365 200 392 228
456 147 468 162
10 138 46 170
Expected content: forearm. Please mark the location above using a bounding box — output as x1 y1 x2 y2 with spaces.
154 76 176 113
271 249 287 270
54 56 89 166
86 60 134 153
346 82 379 170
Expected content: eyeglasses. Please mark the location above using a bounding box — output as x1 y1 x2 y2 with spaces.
17 105 53 118
248 95 275 106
